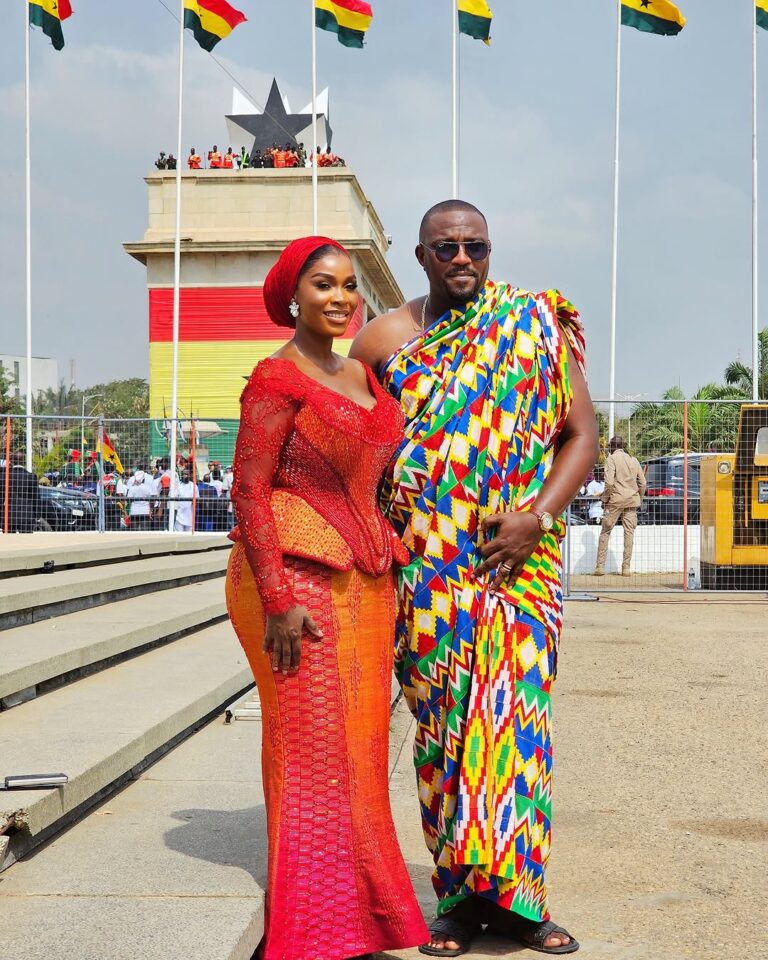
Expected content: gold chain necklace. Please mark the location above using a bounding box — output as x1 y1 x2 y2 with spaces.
420 295 430 331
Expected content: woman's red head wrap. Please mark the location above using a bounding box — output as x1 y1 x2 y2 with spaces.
263 236 348 329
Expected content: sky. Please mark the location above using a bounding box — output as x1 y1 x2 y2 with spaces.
0 0 766 400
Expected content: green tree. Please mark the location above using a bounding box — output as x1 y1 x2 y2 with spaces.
0 365 22 415
32 381 81 416
724 328 768 399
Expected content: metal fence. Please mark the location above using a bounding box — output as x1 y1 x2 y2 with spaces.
0 414 238 535
3 403 768 592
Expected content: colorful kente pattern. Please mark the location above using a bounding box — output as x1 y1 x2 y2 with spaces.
380 281 586 922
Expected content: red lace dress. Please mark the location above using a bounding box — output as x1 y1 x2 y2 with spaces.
225 357 428 960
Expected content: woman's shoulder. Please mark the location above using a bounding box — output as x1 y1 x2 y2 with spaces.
242 357 305 402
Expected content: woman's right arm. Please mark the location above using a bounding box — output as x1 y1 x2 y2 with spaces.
232 371 323 673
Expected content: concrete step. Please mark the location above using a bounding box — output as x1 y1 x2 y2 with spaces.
0 579 227 706
0 621 252 869
0 548 230 631
0 532 230 578
0 695 265 960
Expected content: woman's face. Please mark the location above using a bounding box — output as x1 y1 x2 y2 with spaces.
294 253 358 338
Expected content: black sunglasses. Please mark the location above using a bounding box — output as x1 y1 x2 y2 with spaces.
422 240 491 263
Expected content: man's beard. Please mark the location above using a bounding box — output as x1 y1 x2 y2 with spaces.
443 271 483 305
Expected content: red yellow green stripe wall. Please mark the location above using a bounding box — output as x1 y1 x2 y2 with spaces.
28 0 73 51
183 0 246 51
315 0 373 48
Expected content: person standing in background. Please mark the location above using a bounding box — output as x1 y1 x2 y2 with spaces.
593 437 646 576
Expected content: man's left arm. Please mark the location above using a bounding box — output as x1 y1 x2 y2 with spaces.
477 339 600 589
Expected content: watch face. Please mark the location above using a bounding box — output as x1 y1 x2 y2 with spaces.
540 511 554 532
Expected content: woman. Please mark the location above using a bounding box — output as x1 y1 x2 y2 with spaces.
225 236 429 960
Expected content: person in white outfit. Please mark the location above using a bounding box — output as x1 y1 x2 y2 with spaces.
174 471 196 532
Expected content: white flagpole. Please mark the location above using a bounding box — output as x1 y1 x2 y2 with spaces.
311 0 319 234
451 0 459 198
753 1 760 401
168 0 185 532
25 2 33 471
608 0 623 437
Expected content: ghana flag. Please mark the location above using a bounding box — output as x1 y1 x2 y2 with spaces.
28 0 73 52
315 0 373 49
621 1 685 36
759 1 768 32
183 0 246 52
458 0 493 43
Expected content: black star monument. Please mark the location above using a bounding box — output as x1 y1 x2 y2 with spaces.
226 78 333 154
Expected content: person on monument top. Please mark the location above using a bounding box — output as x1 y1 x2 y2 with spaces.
208 144 222 169
166 154 177 170
351 199 596 956
187 147 201 169
223 147 235 169
249 148 264 168
154 151 167 170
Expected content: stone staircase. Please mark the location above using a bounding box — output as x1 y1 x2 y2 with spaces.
0 534 265 960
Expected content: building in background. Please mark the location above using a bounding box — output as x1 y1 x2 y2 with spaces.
124 93 402 465
0 354 58 401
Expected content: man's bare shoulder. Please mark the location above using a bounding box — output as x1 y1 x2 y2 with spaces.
349 300 421 372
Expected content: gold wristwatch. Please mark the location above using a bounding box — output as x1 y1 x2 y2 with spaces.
530 506 555 533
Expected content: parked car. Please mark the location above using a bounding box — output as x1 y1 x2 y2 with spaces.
640 454 704 524
36 485 123 532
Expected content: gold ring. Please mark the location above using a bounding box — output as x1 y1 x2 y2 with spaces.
499 561 513 576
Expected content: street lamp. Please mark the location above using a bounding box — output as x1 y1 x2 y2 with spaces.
80 394 103 465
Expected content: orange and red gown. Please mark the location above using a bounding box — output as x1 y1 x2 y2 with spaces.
226 357 429 960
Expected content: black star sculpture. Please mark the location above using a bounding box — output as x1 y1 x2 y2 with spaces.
226 78 333 153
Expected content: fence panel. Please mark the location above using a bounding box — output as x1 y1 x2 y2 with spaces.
566 399 768 594
3 405 768 593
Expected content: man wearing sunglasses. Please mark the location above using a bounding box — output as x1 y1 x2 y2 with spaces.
352 200 596 957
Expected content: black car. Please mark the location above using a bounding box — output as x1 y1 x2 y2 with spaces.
640 454 704 525
37 485 123 531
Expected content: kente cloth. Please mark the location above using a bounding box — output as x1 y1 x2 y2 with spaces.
226 356 428 959
380 280 586 922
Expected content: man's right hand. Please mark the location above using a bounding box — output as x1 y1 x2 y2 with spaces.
263 606 323 675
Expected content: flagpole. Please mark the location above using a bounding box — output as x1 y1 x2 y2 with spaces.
311 0 319 234
451 0 459 198
169 0 186 532
24 1 33 471
608 0 622 437
753 0 760 401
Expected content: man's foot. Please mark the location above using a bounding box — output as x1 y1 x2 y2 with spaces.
485 905 579 954
418 901 484 957
593 567 604 576
621 566 631 577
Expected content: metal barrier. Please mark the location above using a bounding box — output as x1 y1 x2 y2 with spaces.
0 414 237 535
3 404 768 593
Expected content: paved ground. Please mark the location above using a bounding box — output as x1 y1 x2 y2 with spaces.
375 594 768 960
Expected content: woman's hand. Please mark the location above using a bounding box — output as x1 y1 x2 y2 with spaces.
474 512 542 591
264 605 323 675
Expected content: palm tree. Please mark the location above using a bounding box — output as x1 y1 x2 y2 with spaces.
724 328 768 399
32 382 82 416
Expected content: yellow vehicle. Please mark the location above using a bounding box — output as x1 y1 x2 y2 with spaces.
700 404 768 589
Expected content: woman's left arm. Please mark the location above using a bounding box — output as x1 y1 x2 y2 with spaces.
476 339 599 588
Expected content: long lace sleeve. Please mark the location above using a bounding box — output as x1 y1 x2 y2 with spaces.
231 364 300 616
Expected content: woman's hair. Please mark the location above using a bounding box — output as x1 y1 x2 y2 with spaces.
297 243 346 282
263 236 349 329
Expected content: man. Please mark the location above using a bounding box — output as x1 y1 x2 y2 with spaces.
208 145 221 169
127 470 152 531
0 451 40 533
594 436 646 577
61 449 81 485
154 151 167 170
351 200 596 955
188 147 201 170
174 469 195 533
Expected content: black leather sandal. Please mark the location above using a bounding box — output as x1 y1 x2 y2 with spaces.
418 914 482 957
509 918 579 954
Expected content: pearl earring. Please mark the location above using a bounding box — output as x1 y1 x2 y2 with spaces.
289 299 300 318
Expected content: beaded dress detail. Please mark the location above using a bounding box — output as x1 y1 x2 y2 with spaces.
225 355 428 960
230 357 407 615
